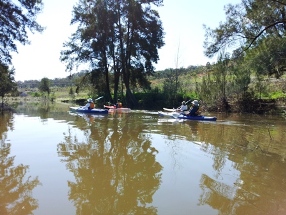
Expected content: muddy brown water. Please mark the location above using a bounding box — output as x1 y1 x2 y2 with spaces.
1 102 286 215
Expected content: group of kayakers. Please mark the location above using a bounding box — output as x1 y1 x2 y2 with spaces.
84 98 122 110
177 100 200 116
83 97 200 116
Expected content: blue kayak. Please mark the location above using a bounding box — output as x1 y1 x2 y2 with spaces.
69 107 108 114
177 115 217 121
158 111 217 121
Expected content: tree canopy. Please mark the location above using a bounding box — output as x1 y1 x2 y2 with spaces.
203 0 286 78
204 0 286 57
38 77 51 96
0 64 17 106
0 0 44 66
61 0 165 107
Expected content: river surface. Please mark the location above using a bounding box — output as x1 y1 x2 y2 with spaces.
1 102 286 215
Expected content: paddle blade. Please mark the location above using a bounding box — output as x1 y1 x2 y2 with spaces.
95 96 103 101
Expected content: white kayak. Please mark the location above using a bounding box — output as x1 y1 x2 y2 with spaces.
158 111 181 118
163 108 188 113
163 107 180 112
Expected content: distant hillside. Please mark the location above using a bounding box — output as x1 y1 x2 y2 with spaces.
16 71 87 89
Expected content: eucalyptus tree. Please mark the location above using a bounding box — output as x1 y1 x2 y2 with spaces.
0 0 43 106
162 68 177 103
198 54 231 110
38 77 51 97
0 64 17 107
203 0 286 77
0 0 44 66
245 36 286 78
61 0 164 106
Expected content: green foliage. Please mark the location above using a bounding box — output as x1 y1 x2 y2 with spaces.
267 91 286 99
0 0 43 66
17 77 72 89
50 92 56 102
204 0 283 56
134 91 168 110
38 78 51 95
60 0 164 106
252 75 269 99
69 87 74 95
162 69 179 101
231 63 251 96
197 73 218 106
0 64 17 105
246 37 286 78
31 92 41 97
204 0 286 78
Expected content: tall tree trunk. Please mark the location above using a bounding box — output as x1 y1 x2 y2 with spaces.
113 68 120 102
103 52 112 101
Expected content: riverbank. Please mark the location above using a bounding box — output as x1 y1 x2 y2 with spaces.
2 95 286 115
205 97 286 115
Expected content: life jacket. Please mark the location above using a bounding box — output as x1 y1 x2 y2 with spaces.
189 105 199 116
90 102 95 109
117 102 122 108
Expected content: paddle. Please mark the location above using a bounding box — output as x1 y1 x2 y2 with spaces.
176 99 191 110
94 96 103 101
80 96 103 109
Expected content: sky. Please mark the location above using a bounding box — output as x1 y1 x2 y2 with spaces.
11 0 240 82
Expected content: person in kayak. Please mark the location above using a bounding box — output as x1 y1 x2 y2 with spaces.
177 101 188 112
187 100 200 116
84 98 95 110
116 99 122 108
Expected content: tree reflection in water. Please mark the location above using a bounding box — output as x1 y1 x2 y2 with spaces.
197 123 286 215
58 113 162 214
0 112 40 215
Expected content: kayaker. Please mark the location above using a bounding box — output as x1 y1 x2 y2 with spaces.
84 98 95 110
177 101 188 112
90 100 95 109
187 100 200 116
116 99 122 108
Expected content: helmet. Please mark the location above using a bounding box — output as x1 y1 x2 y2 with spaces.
87 98 93 102
182 101 186 105
191 100 199 106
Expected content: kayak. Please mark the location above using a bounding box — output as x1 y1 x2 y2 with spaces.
158 111 217 121
163 108 188 114
163 107 180 112
104 105 131 111
69 107 109 114
158 111 181 118
177 115 217 121
69 111 107 117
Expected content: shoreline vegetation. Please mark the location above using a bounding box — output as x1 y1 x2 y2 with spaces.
2 1 286 118
3 65 286 116
2 93 286 116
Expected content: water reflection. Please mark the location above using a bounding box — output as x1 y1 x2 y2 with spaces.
193 116 286 215
156 114 286 214
2 106 286 214
199 153 286 215
11 101 73 121
58 113 162 214
0 112 40 215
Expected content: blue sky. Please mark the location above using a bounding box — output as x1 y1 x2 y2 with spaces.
12 0 240 81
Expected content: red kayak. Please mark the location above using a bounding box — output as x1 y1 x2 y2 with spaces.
104 105 131 111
